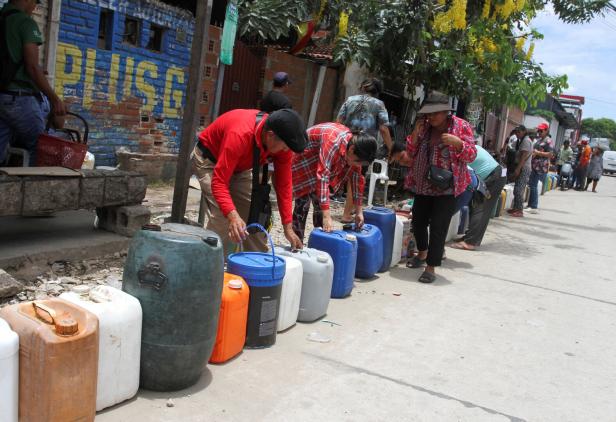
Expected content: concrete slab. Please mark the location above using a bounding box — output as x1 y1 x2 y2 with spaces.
0 210 129 276
70 178 616 420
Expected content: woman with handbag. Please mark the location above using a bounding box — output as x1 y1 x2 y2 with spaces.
392 91 476 283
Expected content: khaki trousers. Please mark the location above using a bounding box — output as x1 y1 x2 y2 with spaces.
191 145 267 257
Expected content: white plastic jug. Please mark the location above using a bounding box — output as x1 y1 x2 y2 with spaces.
275 247 333 322
397 214 412 259
60 285 142 411
446 211 461 242
391 216 405 266
0 318 18 422
277 256 303 332
504 184 514 210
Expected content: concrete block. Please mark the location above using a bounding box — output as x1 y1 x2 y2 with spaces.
0 269 24 298
103 175 129 206
128 175 148 204
96 205 151 237
79 175 105 208
0 178 23 216
22 178 80 213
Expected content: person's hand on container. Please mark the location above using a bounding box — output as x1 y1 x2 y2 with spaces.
227 210 248 243
354 210 364 230
283 224 303 249
322 210 334 232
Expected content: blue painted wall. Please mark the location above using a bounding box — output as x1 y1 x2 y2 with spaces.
55 0 194 165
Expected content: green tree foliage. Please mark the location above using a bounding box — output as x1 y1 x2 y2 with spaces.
581 117 616 141
237 0 610 112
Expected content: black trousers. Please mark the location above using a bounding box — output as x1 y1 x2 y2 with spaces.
464 167 507 246
412 194 456 267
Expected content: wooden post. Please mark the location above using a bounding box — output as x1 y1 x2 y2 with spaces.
171 0 214 223
307 65 327 127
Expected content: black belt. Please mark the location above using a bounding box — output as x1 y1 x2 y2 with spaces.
197 142 217 163
0 90 37 97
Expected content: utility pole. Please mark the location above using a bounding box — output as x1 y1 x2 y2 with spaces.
170 0 214 223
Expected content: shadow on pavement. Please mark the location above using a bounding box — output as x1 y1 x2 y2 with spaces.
388 265 453 286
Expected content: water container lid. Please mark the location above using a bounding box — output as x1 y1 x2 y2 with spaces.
89 286 113 303
228 279 243 289
71 285 91 296
345 234 357 242
156 223 221 247
317 254 329 263
227 252 286 284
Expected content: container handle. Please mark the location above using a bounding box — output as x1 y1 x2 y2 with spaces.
32 301 56 325
240 223 277 280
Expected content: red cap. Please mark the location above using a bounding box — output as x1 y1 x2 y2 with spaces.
537 123 549 131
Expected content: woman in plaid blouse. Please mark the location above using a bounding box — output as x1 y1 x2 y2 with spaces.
291 122 377 241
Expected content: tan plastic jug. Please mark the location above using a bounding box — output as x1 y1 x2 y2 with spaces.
0 299 98 422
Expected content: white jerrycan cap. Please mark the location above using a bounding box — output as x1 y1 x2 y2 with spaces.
71 285 91 297
89 286 113 303
345 234 357 242
316 254 329 263
228 279 243 289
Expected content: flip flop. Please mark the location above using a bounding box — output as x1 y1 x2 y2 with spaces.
406 255 426 268
450 242 475 251
418 271 436 284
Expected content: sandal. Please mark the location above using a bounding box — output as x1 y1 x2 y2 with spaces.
340 218 354 224
406 255 426 268
418 271 436 284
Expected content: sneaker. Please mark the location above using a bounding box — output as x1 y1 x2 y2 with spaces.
528 208 539 214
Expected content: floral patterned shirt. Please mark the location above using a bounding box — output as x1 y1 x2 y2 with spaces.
404 115 477 196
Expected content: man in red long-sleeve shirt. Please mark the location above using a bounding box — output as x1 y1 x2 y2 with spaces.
292 122 377 241
192 108 307 255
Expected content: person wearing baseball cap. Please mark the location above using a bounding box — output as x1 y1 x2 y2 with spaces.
260 71 292 113
192 108 307 255
527 122 554 213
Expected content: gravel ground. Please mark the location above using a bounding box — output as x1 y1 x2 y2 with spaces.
2 184 393 307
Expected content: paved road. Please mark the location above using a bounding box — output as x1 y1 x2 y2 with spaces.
97 176 616 422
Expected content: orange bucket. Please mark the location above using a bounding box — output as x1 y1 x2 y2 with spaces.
209 273 249 364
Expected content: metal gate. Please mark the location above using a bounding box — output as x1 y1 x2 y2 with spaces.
218 41 264 114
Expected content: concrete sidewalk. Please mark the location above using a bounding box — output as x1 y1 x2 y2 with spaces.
96 176 616 422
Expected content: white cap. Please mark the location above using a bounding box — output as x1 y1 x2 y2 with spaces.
345 234 357 242
71 285 91 296
228 279 243 289
317 254 329 263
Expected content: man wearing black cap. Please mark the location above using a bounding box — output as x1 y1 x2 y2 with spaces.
192 108 306 255
260 71 292 113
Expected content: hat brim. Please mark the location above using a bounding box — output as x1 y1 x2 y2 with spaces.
418 103 454 114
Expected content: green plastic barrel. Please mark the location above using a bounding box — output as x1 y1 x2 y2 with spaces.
123 223 224 391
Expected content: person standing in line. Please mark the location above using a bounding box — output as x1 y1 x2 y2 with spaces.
260 72 292 113
337 78 392 222
585 147 604 193
526 122 553 214
450 144 507 251
191 108 306 256
0 0 66 165
506 126 533 217
390 91 476 283
556 140 574 175
574 140 592 190
291 123 377 242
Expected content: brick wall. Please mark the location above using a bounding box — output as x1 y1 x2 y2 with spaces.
55 0 195 166
262 49 338 125
198 26 222 129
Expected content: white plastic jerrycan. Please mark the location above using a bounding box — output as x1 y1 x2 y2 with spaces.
61 285 142 411
0 317 18 422
277 256 303 332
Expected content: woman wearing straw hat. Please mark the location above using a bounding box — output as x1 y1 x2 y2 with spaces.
390 91 476 283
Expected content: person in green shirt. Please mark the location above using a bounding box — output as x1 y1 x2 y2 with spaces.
0 0 66 165
556 140 574 174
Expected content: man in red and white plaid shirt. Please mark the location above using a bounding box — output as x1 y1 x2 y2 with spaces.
291 122 377 241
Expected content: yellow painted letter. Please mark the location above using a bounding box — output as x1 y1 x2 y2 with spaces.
135 61 159 112
54 42 83 97
83 48 97 108
122 57 135 100
163 66 185 118
108 54 121 104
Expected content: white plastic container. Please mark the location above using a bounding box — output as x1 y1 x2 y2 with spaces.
446 211 461 242
60 285 142 411
0 317 19 422
391 216 404 266
504 184 514 210
276 256 303 332
275 247 333 322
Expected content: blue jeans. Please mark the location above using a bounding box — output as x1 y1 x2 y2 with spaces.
0 93 46 165
527 170 545 209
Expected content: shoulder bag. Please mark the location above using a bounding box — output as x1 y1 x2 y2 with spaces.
247 112 273 231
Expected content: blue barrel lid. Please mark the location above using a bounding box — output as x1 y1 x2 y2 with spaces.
227 252 286 285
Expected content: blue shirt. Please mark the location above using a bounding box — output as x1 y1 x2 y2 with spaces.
337 94 389 139
469 146 499 180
